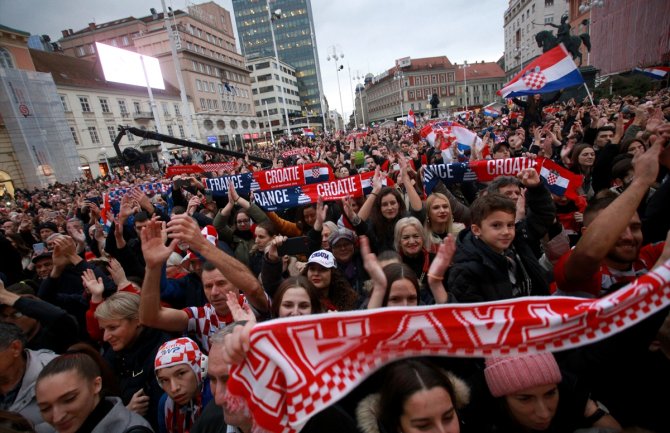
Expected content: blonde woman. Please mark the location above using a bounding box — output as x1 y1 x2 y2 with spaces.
424 192 465 253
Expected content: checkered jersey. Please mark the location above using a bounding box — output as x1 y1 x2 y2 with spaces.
183 303 231 354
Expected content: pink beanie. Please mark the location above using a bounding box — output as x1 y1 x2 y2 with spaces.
484 352 561 397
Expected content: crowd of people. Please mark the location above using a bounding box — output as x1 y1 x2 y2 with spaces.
0 87 669 433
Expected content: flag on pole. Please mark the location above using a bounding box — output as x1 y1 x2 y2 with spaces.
302 128 315 138
498 44 584 98
536 157 583 200
633 66 670 80
406 109 416 128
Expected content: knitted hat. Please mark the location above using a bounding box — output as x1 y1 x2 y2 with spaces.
484 352 561 397
201 225 218 245
155 337 208 386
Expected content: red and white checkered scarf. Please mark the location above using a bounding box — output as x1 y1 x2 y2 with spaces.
225 259 670 433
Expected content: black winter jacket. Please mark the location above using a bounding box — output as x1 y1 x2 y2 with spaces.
447 228 550 303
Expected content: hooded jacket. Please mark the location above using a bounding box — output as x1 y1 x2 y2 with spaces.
447 227 550 303
355 371 470 433
8 349 58 433
87 396 153 433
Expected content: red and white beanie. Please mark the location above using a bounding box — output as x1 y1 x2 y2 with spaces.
484 352 561 397
154 337 207 386
201 225 218 245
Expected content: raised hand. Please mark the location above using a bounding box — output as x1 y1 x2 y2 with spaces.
517 167 541 188
81 268 104 302
427 234 456 279
140 218 178 269
313 196 328 232
222 292 256 365
360 236 387 295
107 258 130 289
166 213 208 254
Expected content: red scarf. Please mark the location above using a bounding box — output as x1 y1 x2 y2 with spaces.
225 260 670 433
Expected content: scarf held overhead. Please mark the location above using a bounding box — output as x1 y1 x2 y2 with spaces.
203 163 333 196
250 171 394 212
225 260 670 433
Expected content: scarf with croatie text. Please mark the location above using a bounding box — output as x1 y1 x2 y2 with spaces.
203 163 333 196
422 156 582 199
224 260 670 433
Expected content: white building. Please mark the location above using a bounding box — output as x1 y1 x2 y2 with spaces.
31 49 198 178
328 110 344 131
246 56 301 139
503 0 569 80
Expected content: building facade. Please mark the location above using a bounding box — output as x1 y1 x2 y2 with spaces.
503 0 569 80
587 0 670 76
454 61 506 109
363 56 457 123
0 25 80 191
30 49 194 179
247 56 302 139
232 0 326 126
57 1 259 149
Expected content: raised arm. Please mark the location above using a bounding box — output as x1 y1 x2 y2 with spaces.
138 218 189 332
357 168 383 222
167 214 269 313
360 236 388 309
563 139 663 283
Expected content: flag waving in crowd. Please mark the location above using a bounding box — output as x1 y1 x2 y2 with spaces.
498 44 584 98
406 109 416 128
420 121 489 162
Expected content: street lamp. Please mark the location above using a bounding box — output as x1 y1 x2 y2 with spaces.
579 0 604 66
99 147 112 179
393 70 405 120
347 64 357 130
327 46 346 131
266 2 291 137
459 61 469 112
354 71 367 128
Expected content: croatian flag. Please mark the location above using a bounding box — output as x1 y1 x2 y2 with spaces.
302 128 315 138
633 66 670 80
420 122 488 162
498 44 584 98
303 164 332 184
537 157 583 200
406 109 416 128
483 107 500 118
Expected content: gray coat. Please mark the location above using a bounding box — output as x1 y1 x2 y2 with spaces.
9 349 58 433
90 397 153 433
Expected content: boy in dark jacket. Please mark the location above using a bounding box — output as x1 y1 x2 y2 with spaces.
448 171 551 303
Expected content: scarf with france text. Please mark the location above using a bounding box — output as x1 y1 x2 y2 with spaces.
224 260 670 433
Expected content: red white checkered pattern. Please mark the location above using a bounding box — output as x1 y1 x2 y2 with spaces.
522 71 547 90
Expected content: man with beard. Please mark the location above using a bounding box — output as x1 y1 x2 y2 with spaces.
554 132 670 297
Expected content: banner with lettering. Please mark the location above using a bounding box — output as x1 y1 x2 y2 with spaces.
423 157 537 194
166 162 239 176
281 147 315 158
225 261 670 433
251 171 394 212
422 157 582 198
203 163 333 196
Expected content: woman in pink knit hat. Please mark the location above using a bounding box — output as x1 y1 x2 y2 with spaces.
462 352 621 432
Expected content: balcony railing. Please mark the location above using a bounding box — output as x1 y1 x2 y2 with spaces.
133 111 154 120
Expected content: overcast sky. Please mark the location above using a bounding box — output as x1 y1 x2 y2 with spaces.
1 0 507 120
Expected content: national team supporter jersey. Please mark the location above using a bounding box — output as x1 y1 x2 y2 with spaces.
554 242 665 297
183 303 232 354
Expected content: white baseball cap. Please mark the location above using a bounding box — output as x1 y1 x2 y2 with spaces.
307 250 336 269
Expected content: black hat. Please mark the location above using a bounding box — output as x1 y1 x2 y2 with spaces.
37 222 58 233
492 142 510 154
32 251 52 263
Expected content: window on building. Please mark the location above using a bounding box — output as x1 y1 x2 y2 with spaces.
87 44 95 54
88 126 100 143
196 80 202 91
173 103 181 116
207 99 213 109
218 83 224 94
70 127 80 145
213 100 218 110
79 96 91 112
178 125 185 138
99 98 110 113
0 47 14 68
127 132 134 142
162 102 169 115
122 36 130 46
134 101 141 114
200 98 206 109
118 99 128 115
59 95 69 112
206 65 212 75
545 0 554 6
209 82 215 92
192 60 197 70
76 46 85 56
544 16 554 23
107 126 116 142
167 125 174 136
